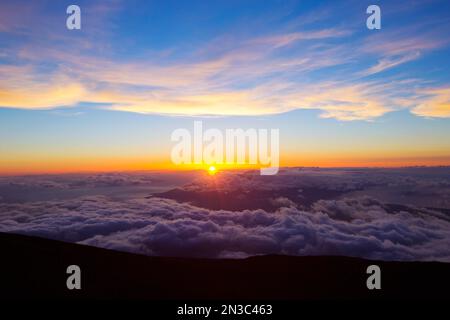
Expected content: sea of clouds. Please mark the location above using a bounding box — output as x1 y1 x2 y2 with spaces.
1 194 450 261
1 168 450 261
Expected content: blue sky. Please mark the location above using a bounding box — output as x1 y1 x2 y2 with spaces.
0 0 450 173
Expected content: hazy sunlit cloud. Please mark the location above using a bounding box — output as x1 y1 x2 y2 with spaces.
283 82 391 120
412 87 450 118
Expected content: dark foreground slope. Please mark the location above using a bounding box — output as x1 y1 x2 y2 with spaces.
0 232 449 300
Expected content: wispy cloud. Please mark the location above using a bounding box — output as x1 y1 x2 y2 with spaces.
249 28 351 48
360 27 449 76
412 87 450 118
363 51 421 75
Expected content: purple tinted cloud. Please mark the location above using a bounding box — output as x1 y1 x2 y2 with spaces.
1 194 450 261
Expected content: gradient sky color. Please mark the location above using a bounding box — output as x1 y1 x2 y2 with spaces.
1 0 450 174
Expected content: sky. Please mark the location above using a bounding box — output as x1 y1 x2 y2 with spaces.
1 0 450 174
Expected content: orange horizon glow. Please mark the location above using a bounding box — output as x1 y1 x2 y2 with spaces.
1 155 450 176
1 145 450 176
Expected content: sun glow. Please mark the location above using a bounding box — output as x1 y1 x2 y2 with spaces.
208 165 217 175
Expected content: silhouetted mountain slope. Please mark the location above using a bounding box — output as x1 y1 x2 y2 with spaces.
1 232 449 300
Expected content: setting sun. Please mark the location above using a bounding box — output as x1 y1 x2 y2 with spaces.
208 166 217 175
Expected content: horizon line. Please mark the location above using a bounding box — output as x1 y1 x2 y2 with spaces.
1 164 449 177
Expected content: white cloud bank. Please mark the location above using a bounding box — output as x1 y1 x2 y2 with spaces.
1 195 450 261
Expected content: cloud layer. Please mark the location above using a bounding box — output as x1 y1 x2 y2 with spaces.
1 192 450 261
